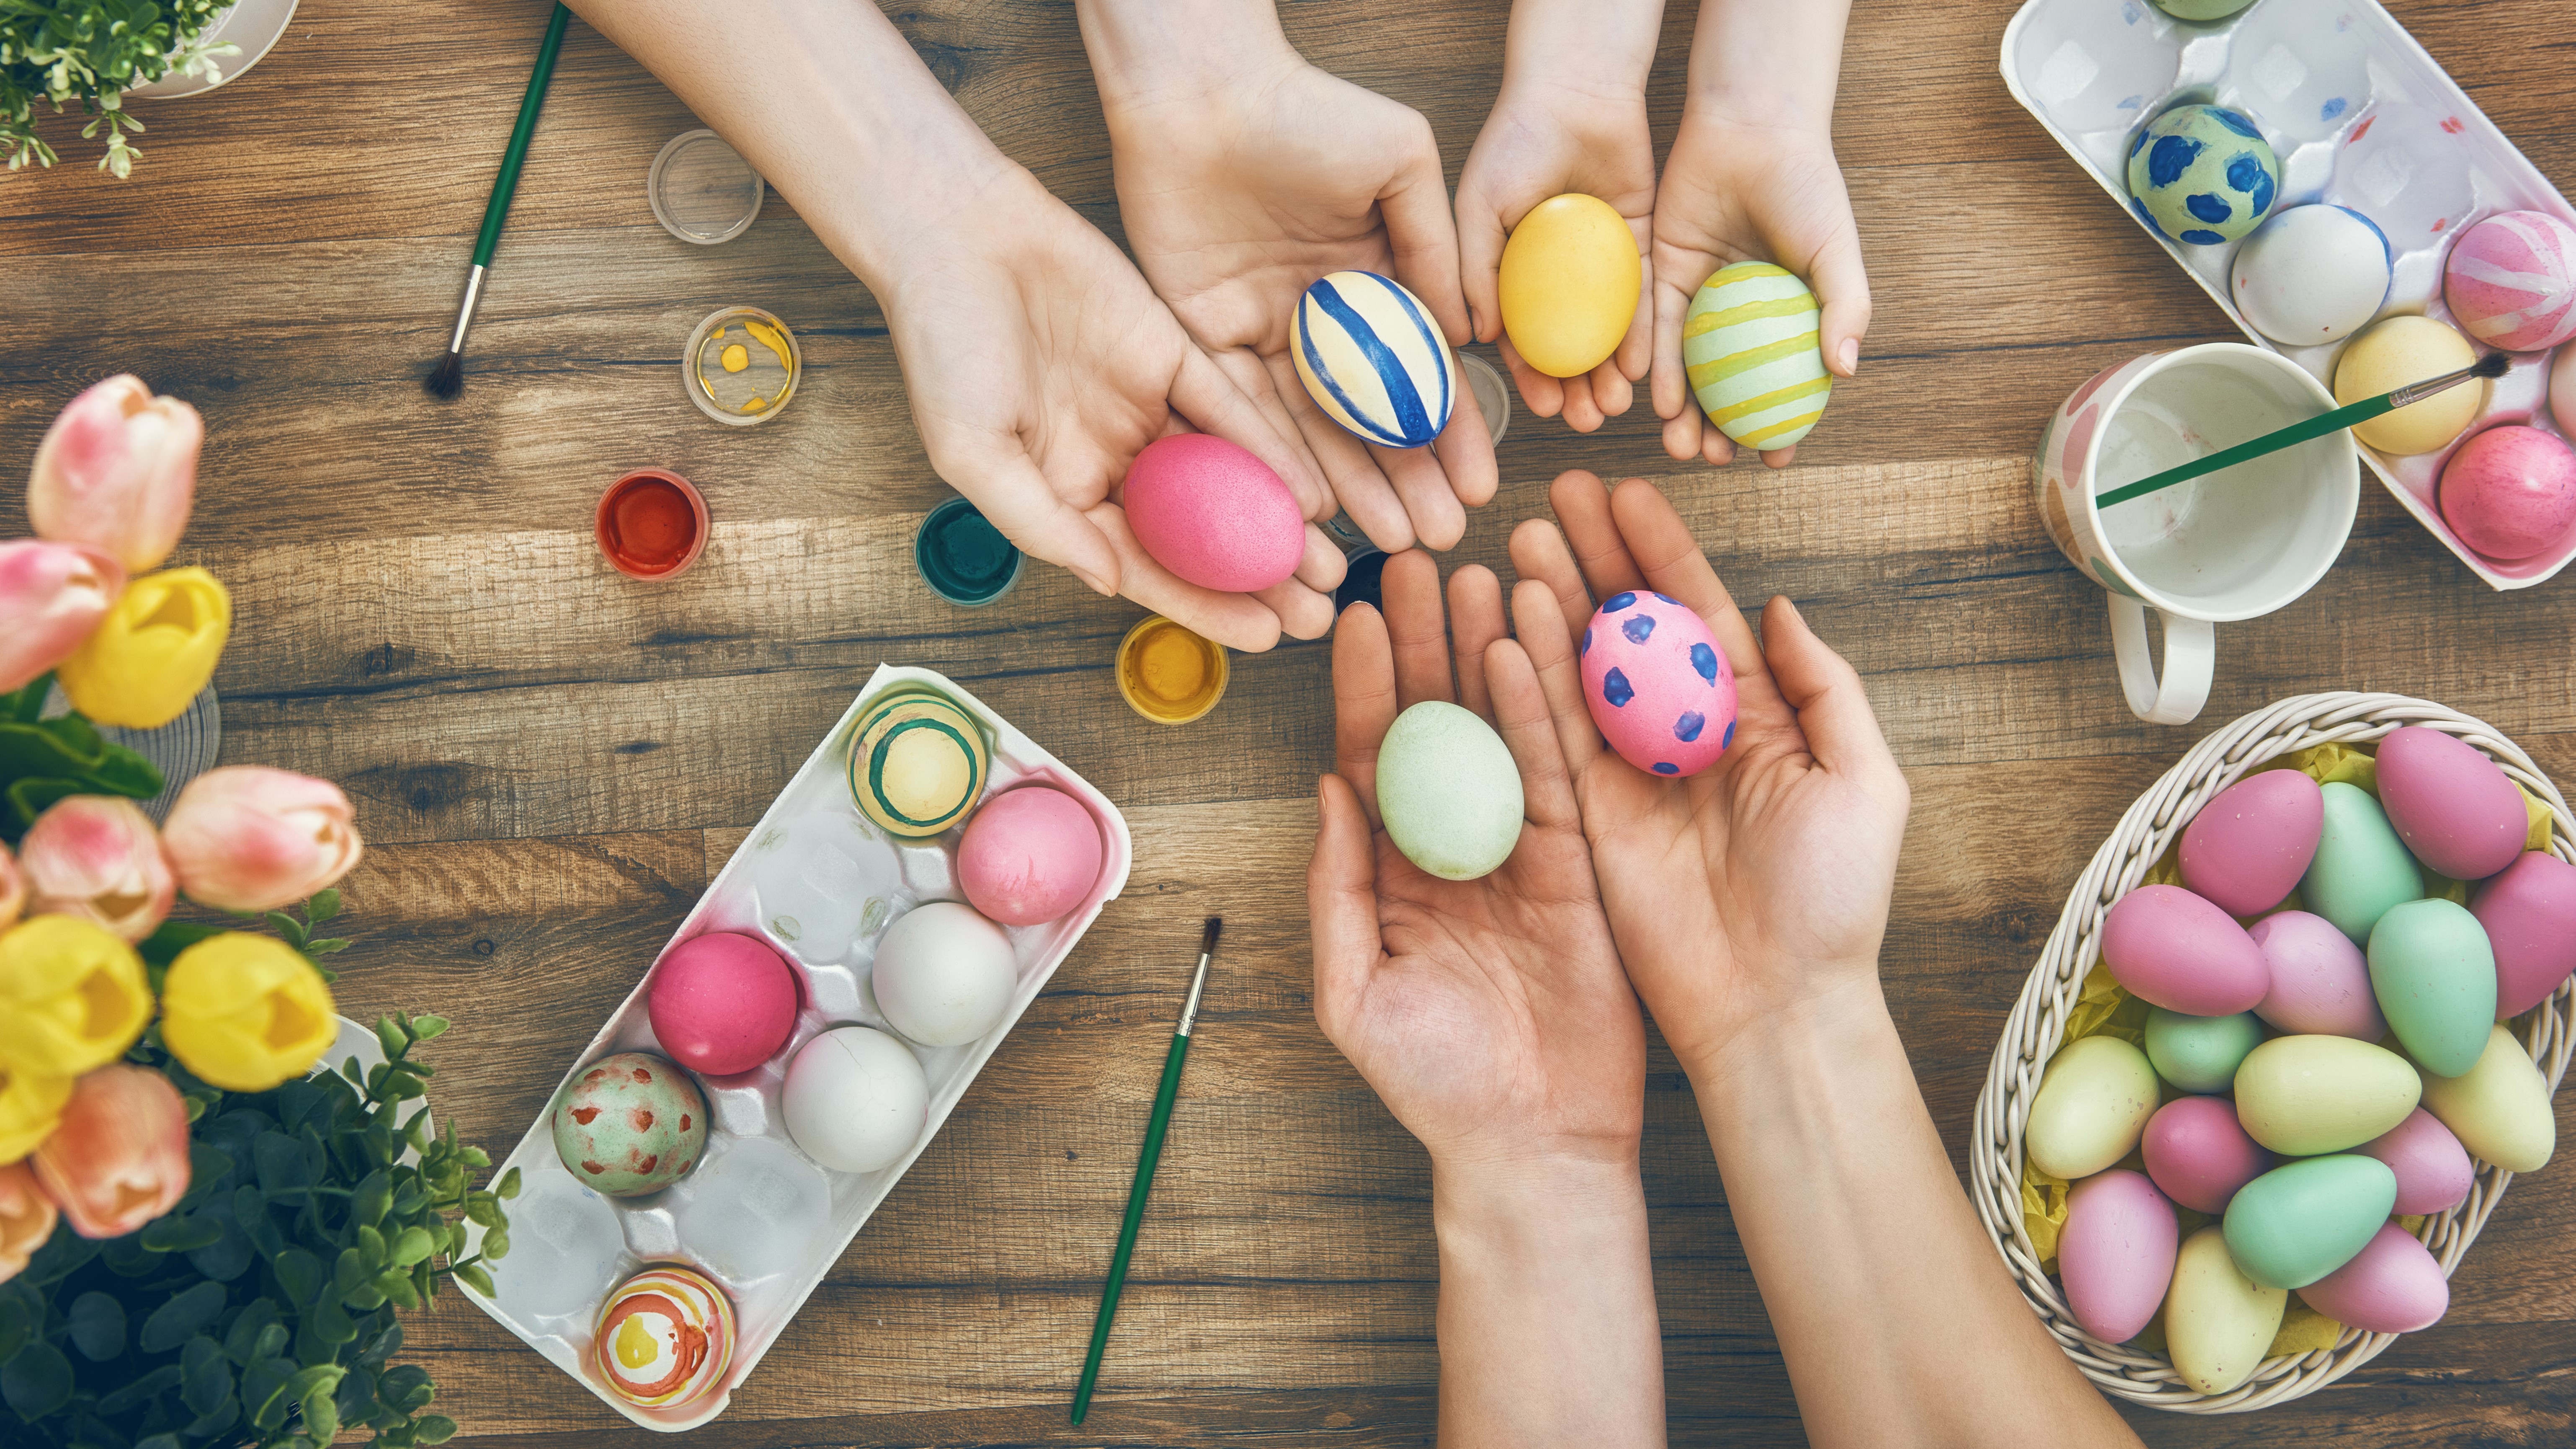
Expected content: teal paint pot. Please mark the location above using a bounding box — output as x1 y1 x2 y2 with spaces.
915 496 1024 607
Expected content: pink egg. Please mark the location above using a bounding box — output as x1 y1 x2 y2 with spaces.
2251 910 2387 1039
2357 1107 2475 1215
2376 726 2528 881
1578 591 1738 778
2435 426 2576 563
1120 434 1305 593
2100 885 2271 1015
2472 851 2576 1018
2296 1222 2450 1334
2179 770 2323 917
958 786 1104 926
2143 1096 2277 1214
2059 1169 2178 1343
647 931 800 1076
2442 210 2576 352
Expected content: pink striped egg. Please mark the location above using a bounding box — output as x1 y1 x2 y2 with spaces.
1578 591 1736 777
2443 210 2576 352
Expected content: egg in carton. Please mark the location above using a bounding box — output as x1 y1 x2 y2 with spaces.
456 665 1133 1431
2003 0 2576 588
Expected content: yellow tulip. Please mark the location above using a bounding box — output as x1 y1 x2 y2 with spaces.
0 1063 73 1166
161 932 337 1093
56 566 232 729
0 915 153 1078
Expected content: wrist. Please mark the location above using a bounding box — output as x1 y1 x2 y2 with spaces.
1433 1153 1647 1261
1498 1 1658 106
1677 971 1892 1106
839 124 1024 297
1078 0 1302 118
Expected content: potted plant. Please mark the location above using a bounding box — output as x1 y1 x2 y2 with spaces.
3 0 302 177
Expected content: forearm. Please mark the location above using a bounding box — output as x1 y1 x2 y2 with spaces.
1501 0 1664 100
1689 979 2138 1449
1075 0 1297 112
564 0 1016 288
1431 1159 1666 1449
1684 0 1848 129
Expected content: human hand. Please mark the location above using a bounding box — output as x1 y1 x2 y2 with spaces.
1506 470 1908 1072
1307 549 1641 1173
1101 51 1496 553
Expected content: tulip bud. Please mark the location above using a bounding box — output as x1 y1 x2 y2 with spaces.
19 796 175 942
0 540 127 695
27 375 201 574
0 1162 58 1283
32 1064 189 1238
54 567 231 730
161 932 338 1093
0 842 23 926
0 1062 73 1166
0 915 153 1078
163 767 364 914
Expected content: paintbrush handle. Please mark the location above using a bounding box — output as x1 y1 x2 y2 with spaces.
472 3 573 270
2093 393 2390 509
1072 1031 1191 1425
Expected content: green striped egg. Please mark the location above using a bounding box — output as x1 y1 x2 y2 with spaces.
848 690 989 837
1683 262 1831 449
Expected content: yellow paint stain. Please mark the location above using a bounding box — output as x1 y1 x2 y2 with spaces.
720 343 750 373
615 1312 663 1370
741 318 792 370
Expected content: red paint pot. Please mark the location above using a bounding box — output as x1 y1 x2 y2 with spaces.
596 469 709 580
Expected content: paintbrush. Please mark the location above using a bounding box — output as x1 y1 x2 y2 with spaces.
2096 352 2511 509
425 2 573 400
1071 915 1220 1426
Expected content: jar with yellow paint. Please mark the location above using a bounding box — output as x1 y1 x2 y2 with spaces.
683 305 800 425
1117 615 1227 725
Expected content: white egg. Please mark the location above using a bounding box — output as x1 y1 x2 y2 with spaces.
870 901 1019 1045
2230 204 2392 346
781 1026 928 1174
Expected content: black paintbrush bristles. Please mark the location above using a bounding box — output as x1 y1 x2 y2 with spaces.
2471 352 2511 380
1200 916 1222 958
424 350 463 401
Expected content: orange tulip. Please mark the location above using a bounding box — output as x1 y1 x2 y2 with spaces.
162 767 364 913
27 375 201 574
18 795 175 943
0 539 126 695
0 842 22 925
0 1162 57 1284
32 1064 189 1239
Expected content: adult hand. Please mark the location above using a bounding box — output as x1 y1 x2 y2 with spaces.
1099 43 1496 553
1505 470 1908 1070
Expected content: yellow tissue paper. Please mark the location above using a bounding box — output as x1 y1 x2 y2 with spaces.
2271 1300 2345 1357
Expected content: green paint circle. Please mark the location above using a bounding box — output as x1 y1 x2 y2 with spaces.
916 497 1023 607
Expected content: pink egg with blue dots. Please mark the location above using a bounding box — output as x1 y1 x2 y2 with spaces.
1578 591 1736 777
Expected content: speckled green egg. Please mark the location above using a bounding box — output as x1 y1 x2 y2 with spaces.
551 1051 709 1197
2126 105 2278 246
1377 701 1524 881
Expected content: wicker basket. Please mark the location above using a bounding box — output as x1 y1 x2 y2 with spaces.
1969 692 2576 1413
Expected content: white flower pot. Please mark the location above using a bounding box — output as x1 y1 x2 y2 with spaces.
124 0 300 100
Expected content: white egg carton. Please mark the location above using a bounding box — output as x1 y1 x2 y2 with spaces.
2003 0 2576 589
455 664 1134 1431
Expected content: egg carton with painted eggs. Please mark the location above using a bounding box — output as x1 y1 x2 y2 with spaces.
454 664 1133 1431
2003 0 2576 589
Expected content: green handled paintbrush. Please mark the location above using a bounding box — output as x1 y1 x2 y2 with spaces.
1072 915 1220 1426
2095 352 2509 509
425 2 573 400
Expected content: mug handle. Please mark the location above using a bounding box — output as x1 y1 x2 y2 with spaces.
2108 595 2213 725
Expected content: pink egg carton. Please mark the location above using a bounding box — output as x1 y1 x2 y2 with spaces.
455 664 1133 1431
2003 0 2576 589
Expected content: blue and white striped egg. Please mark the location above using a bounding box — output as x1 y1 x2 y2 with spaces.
1292 270 1457 449
1578 591 1737 778
1684 262 1832 450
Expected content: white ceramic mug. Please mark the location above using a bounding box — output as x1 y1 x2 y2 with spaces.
2034 343 2358 725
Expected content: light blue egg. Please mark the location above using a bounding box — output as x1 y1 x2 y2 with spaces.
1376 700 1522 880
1292 271 1457 449
2125 104 2279 247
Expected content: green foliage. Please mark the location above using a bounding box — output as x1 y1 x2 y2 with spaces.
0 675 163 844
2 0 238 176
0 1012 518 1448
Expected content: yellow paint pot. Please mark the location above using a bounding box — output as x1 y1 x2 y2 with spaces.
1117 615 1227 726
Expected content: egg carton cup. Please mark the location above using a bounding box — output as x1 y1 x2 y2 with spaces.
456 665 1134 1431
1969 691 2574 1412
2003 0 2576 589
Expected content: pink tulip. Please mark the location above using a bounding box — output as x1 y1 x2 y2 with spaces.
0 842 22 925
0 539 126 694
32 1064 190 1239
19 796 175 943
0 1162 57 1283
28 375 201 574
162 766 363 913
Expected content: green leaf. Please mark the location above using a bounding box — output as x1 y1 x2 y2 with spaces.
416 1413 459 1444
358 1224 387 1268
137 1435 186 1449
137 919 226 971
300 1382 340 1443
67 1290 126 1361
462 1194 501 1229
353 1167 392 1227
141 1212 226 1253
139 1279 227 1352
374 1017 410 1061
371 1270 419 1312
410 1015 450 1042
235 1186 286 1259
307 1292 357 1346
0 676 51 724
1 1339 74 1418
264 910 307 947
332 1363 374 1422
376 1364 432 1412
273 1247 325 1305
179 1335 232 1415
224 1298 281 1365
242 1356 294 1431
497 1165 521 1200
479 1228 511 1262
97 1361 184 1415
451 1262 494 1297
305 938 350 954
307 888 341 922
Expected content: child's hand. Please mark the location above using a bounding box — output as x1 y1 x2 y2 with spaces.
1506 470 1908 1072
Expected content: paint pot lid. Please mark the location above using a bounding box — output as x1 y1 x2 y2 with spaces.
1335 547 1388 615
650 130 764 245
1459 351 1510 446
916 496 1024 607
596 468 711 580
1116 616 1228 726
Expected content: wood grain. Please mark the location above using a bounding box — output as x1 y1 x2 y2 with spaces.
8 0 2576 1443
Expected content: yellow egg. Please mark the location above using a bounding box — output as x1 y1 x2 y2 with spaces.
2024 1035 2160 1179
2419 1023 2555 1173
2335 315 2482 455
1498 194 1640 378
2164 1226 2287 1395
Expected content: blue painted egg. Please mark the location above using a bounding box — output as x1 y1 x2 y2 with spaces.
2125 105 2279 247
1577 591 1737 777
1291 270 1457 449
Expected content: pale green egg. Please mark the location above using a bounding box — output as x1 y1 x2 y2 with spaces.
2232 1034 2420 1155
2303 783 2423 943
1377 701 1524 881
2222 1155 2397 1289
2165 1226 2286 1395
2367 899 2499 1078
2144 1009 2265 1093
2025 1035 2160 1180
1683 262 1831 449
2421 1024 2555 1172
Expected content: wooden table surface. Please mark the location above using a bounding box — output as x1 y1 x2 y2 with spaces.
8 0 2576 1443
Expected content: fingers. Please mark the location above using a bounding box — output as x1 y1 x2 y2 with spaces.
1760 594 1900 788
1378 549 1456 709
1455 165 1508 346
1649 275 1694 424
1506 513 1592 659
1171 347 1328 520
1256 576 1338 643
1332 602 1400 824
1508 578 1606 778
1266 352 1417 553
1498 334 1568 423
1545 468 1648 601
1430 372 1499 509
958 449 1124 598
1483 638 1583 831
1612 230 1653 384
1586 356 1633 420
1447 564 1509 724
1374 440 1470 553
1089 505 1284 653
1810 222 1873 380
1382 112 1473 346
1758 443 1797 470
1556 369 1606 434
1606 478 1765 681
1294 523 1349 593
1309 772 1386 1023
1215 346 1327 514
